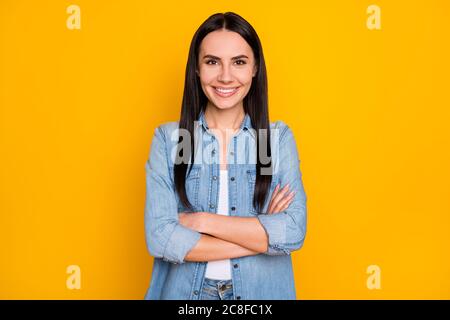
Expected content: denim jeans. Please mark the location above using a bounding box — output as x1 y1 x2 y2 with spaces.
200 278 234 300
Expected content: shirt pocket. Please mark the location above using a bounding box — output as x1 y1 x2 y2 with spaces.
246 169 280 215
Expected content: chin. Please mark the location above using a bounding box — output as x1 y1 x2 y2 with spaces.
208 94 243 110
213 101 240 110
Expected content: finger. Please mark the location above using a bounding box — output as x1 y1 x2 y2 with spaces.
282 193 295 210
268 184 288 213
278 197 294 213
267 184 280 213
273 193 294 213
273 190 295 213
269 184 290 211
268 184 290 214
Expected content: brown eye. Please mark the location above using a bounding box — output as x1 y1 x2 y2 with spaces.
235 60 246 65
206 59 217 65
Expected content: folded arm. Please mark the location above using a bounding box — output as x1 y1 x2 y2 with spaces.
184 233 260 262
180 123 307 256
185 214 269 253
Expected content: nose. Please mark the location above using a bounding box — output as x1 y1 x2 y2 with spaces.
217 63 233 83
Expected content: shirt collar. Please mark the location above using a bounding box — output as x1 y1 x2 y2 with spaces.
197 109 254 138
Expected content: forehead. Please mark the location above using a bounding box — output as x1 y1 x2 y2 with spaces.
199 29 254 58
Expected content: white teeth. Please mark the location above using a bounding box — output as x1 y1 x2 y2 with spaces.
215 87 238 93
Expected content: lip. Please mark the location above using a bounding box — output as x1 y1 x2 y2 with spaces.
212 86 240 98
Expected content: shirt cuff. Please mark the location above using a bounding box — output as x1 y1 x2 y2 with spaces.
256 213 290 255
163 224 202 264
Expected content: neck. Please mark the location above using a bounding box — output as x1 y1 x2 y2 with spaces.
204 103 245 131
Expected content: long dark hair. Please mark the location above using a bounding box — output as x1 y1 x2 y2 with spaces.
175 12 272 213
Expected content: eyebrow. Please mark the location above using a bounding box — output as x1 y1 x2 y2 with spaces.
202 54 249 60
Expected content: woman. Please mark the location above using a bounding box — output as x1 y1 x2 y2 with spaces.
144 12 307 300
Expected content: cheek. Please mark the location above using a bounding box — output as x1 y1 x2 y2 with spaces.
199 68 217 84
235 69 254 86
236 78 254 95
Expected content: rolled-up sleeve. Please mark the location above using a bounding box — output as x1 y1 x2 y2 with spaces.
256 122 307 256
144 126 201 264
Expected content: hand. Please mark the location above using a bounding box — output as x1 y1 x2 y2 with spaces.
266 183 295 214
178 211 207 233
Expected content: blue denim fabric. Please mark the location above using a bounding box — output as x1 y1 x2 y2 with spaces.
144 109 307 300
200 278 234 300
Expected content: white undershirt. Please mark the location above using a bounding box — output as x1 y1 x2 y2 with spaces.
204 169 232 280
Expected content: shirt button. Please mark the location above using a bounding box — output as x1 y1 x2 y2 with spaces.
236 296 241 300
213 176 217 180
230 177 235 181
233 264 238 269
231 206 235 211
212 149 216 155
194 290 199 295
210 204 215 209
230 151 234 155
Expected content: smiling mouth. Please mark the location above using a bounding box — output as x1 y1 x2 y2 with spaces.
213 86 240 98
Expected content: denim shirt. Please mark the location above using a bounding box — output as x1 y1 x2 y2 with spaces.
144 110 307 300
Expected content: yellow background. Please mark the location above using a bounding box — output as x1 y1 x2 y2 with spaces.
1 0 449 299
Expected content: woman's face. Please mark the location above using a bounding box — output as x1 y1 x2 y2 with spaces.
197 29 257 111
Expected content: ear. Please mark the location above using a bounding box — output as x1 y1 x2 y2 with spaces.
252 65 257 77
